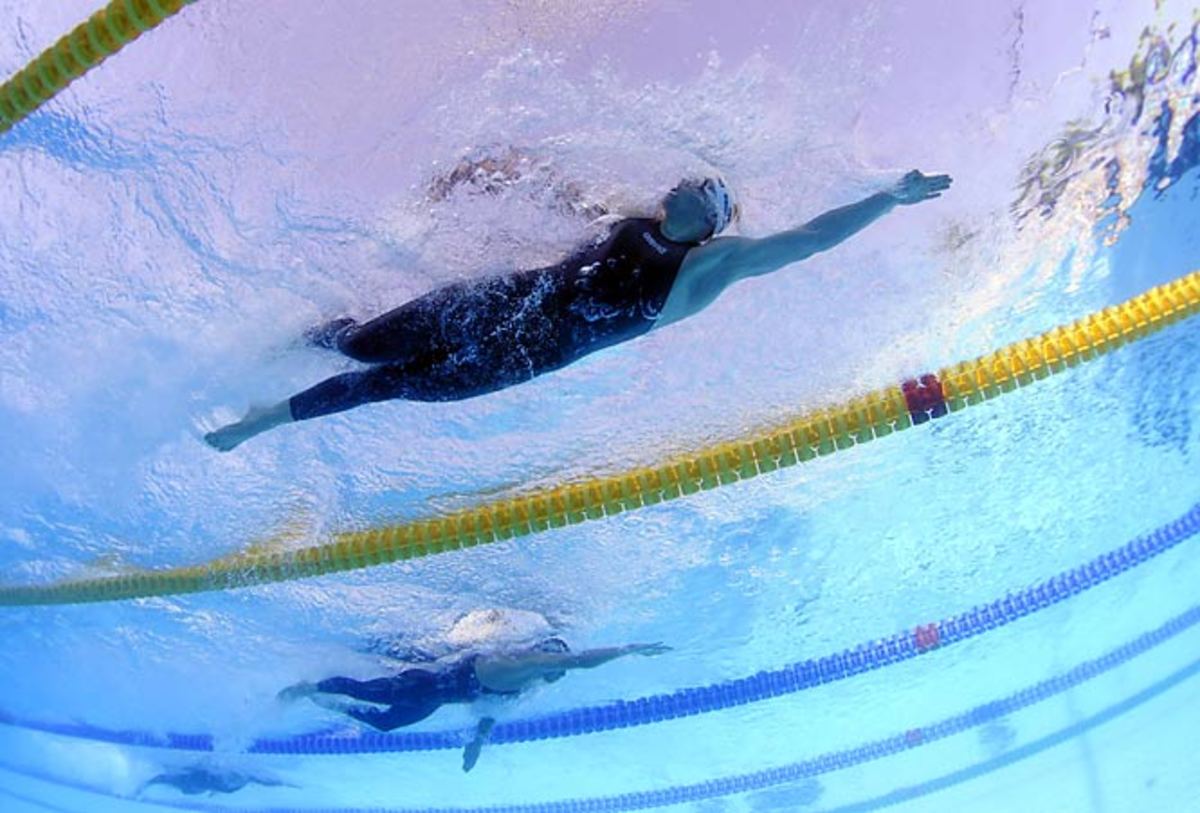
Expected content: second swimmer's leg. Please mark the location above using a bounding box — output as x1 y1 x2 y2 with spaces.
315 676 406 704
318 673 444 731
342 698 442 731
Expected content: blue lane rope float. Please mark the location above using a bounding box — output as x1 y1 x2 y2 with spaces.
4 602 1199 813
4 498 1197 755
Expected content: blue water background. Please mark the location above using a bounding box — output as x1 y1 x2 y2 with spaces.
0 1 1199 811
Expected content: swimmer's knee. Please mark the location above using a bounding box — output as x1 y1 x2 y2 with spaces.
305 317 358 354
336 323 422 365
333 324 375 361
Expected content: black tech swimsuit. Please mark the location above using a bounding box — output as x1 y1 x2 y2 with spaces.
290 218 698 420
315 655 519 732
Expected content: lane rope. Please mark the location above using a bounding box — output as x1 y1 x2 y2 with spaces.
4 602 1199 813
1 271 1197 607
0 0 196 136
4 499 1195 754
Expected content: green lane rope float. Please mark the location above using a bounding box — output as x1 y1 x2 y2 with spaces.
0 0 196 136
1 270 1196 606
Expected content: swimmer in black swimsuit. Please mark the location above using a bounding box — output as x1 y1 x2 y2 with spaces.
138 765 290 797
205 170 951 450
277 637 669 772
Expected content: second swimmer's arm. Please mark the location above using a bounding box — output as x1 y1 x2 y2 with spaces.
551 643 668 670
475 643 671 690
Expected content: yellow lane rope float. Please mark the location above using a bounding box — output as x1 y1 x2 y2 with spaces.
2 270 1196 607
0 0 196 136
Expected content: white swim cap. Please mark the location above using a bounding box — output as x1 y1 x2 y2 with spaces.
698 177 735 235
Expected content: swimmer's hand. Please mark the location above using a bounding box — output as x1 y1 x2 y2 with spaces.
889 170 952 205
622 642 672 657
462 717 496 773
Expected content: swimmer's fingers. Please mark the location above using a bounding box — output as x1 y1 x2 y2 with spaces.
893 171 950 204
915 174 952 198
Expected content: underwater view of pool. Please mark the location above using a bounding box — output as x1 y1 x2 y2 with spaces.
1 2 1199 811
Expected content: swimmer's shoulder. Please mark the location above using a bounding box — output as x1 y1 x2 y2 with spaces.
678 234 750 279
657 236 756 327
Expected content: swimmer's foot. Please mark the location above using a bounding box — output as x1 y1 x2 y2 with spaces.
276 681 318 704
303 317 357 351
204 402 293 452
203 419 258 452
462 716 496 773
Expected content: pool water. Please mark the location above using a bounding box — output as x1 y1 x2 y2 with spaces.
1 1 1199 811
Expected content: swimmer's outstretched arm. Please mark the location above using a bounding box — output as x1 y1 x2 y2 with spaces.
710 170 952 282
474 642 671 691
551 642 673 670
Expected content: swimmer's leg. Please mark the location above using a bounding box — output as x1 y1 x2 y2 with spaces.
342 698 442 732
304 317 358 351
285 365 413 423
309 293 450 365
204 402 294 452
311 673 446 731
313 676 409 705
205 348 505 451
285 354 486 421
204 363 431 451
